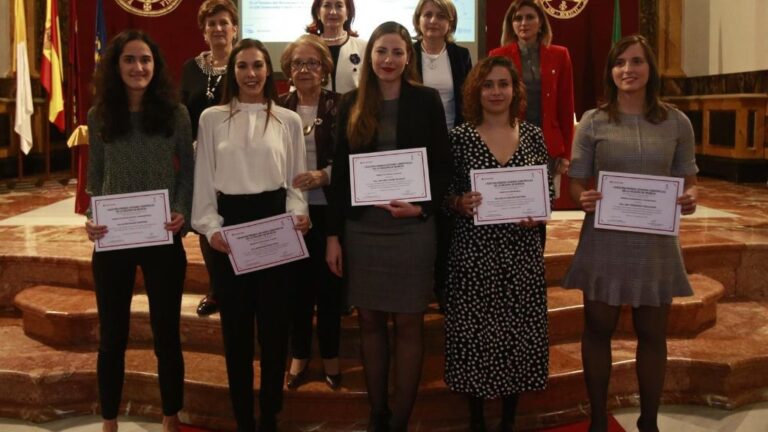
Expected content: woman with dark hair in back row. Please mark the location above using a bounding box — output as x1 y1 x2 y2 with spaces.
192 38 310 432
86 30 194 432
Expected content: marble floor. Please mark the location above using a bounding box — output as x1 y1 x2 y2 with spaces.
0 176 767 431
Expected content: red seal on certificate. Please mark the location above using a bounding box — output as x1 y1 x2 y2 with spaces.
116 0 183 17
542 0 589 19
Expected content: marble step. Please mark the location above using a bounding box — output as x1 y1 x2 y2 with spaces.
1 299 767 430
13 274 724 355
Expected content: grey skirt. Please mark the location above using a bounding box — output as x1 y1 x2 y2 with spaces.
344 207 436 313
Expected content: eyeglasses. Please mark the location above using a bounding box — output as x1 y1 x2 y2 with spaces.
290 60 322 71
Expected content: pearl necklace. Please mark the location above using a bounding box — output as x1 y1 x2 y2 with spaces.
322 31 348 43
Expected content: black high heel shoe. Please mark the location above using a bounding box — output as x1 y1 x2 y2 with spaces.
285 365 309 390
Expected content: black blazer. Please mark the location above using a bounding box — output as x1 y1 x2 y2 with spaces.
413 41 473 126
327 81 452 236
278 89 340 199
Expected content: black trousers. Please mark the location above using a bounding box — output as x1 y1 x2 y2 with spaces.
198 234 220 299
213 190 292 432
290 205 342 360
91 236 186 420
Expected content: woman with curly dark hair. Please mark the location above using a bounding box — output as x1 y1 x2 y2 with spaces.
444 55 552 431
85 30 194 432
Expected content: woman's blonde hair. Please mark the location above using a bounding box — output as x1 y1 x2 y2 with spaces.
412 0 458 43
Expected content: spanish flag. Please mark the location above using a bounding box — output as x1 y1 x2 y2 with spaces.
42 0 65 132
13 0 33 154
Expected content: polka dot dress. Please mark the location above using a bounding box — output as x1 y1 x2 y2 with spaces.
444 122 551 398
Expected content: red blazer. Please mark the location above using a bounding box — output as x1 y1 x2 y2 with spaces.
489 43 575 160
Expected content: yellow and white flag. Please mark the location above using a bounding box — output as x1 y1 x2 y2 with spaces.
13 0 34 154
42 0 65 132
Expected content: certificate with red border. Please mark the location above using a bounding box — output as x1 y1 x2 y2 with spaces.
471 165 551 226
221 213 309 275
595 171 683 236
92 189 173 252
349 147 431 206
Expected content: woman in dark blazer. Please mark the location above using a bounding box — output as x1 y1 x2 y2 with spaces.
490 0 574 208
411 0 472 130
411 0 471 309
277 34 344 391
326 22 451 432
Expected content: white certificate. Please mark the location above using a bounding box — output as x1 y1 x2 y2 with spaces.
349 147 431 206
470 165 551 226
92 189 174 252
221 213 309 275
595 171 684 236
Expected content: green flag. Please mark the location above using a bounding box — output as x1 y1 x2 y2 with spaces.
612 0 622 44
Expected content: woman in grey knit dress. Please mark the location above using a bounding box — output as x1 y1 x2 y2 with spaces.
562 35 698 432
85 30 194 432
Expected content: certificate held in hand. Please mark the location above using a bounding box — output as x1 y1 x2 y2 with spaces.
595 171 684 236
470 165 551 226
221 213 309 275
349 147 431 206
91 189 174 252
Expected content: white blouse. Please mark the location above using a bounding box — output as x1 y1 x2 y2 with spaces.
192 100 308 241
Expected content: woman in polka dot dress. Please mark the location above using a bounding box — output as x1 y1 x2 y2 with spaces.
444 56 552 432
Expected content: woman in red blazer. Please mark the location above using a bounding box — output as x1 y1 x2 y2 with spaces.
489 0 574 215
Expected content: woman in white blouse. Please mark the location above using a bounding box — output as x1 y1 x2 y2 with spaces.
306 0 366 94
191 38 309 432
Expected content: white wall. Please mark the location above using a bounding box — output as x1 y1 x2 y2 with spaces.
683 0 768 76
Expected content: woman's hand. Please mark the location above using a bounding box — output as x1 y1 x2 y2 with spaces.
517 216 544 229
556 158 570 175
210 232 231 254
579 189 603 213
164 212 185 234
678 191 698 215
376 200 423 218
292 170 329 191
326 236 343 277
451 192 482 217
294 214 311 234
85 220 108 242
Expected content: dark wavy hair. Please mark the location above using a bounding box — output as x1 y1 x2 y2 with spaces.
347 21 419 150
601 34 670 124
306 0 359 37
462 56 526 127
220 39 278 130
92 30 178 142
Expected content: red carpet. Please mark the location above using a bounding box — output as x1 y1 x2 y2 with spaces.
536 415 625 431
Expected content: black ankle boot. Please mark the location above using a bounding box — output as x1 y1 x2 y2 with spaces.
367 409 391 432
468 396 486 432
637 416 659 432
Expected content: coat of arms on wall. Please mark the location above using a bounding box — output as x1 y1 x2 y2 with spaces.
542 0 589 19
115 0 182 17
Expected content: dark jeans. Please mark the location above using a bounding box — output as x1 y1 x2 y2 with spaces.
214 190 293 432
290 205 342 360
92 236 186 420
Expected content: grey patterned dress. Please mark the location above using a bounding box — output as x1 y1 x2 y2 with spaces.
562 108 699 307
444 122 551 397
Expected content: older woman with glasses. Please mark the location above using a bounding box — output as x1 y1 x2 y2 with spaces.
278 34 343 391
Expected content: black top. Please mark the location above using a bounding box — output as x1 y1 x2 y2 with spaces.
181 56 226 138
327 81 452 235
413 41 473 126
329 45 342 93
